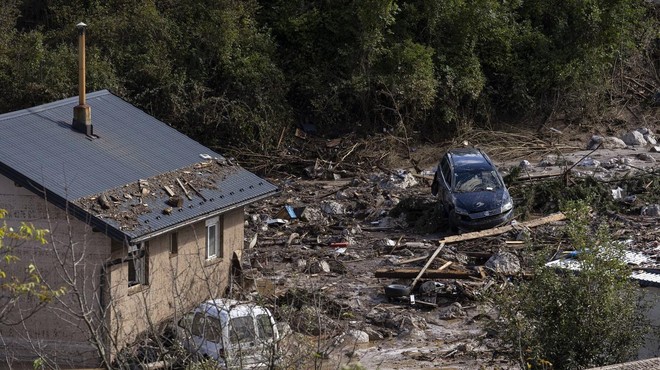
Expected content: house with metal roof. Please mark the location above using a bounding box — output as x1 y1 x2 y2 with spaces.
0 85 277 366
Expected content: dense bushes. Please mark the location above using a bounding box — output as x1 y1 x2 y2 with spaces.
0 0 656 150
492 201 648 369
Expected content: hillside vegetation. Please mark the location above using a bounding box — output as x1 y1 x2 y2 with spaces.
0 0 657 151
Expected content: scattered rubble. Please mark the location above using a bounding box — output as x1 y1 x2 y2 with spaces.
226 130 659 369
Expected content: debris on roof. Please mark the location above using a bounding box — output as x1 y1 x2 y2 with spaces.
74 159 239 232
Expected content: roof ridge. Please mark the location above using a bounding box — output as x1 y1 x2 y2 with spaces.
0 89 111 122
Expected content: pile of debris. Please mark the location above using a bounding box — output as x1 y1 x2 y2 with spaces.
228 132 659 369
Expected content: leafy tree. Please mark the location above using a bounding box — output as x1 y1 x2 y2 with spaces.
0 209 65 326
493 201 649 369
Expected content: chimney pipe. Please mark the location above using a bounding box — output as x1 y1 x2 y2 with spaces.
72 22 92 136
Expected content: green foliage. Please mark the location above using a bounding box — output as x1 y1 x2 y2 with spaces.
0 0 655 148
509 170 660 219
0 209 66 325
493 200 648 369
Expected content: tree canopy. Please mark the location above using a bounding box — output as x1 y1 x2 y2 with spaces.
0 0 655 150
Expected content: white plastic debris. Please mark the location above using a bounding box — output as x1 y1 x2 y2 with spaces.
611 187 624 200
577 157 600 167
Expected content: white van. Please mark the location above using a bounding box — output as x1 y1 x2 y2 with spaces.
176 299 280 369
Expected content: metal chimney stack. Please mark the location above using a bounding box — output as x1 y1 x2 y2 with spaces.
72 22 93 136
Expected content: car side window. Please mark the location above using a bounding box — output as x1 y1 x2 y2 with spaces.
191 313 205 337
440 157 451 186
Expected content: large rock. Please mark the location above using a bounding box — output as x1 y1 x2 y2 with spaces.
587 135 626 150
622 131 648 146
346 329 370 344
485 252 521 275
641 204 660 217
602 136 627 149
439 302 466 320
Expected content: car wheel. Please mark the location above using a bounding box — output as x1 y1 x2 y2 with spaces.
384 284 411 297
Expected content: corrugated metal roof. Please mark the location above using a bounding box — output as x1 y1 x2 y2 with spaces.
0 90 278 242
631 271 660 287
587 356 660 369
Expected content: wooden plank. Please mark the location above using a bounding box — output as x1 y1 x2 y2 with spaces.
394 255 429 266
409 243 445 290
440 212 566 244
389 235 404 254
186 181 207 201
437 261 452 271
176 178 193 200
163 185 175 197
375 268 478 279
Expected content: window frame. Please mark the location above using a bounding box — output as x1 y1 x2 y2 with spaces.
170 231 179 255
128 241 149 287
205 217 220 259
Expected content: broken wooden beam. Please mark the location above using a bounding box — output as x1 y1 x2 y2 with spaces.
176 178 193 200
163 185 175 197
394 255 429 265
439 212 566 244
186 181 207 201
375 268 478 279
409 242 445 290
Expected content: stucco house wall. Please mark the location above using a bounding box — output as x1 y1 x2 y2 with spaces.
0 172 246 367
107 207 244 353
0 173 110 367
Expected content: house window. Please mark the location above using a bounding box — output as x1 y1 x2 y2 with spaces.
128 241 149 287
170 232 179 255
205 216 223 260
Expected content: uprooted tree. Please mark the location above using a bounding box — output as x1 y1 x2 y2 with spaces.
493 200 649 369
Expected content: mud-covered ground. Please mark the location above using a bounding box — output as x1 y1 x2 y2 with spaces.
232 125 659 369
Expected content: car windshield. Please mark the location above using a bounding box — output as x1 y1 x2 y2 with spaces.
453 170 502 193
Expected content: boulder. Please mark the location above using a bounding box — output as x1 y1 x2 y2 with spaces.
622 131 648 146
602 136 627 149
485 252 521 275
439 302 466 320
637 153 656 162
587 136 626 150
641 205 660 217
346 329 370 344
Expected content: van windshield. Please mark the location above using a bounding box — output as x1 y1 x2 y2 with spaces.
257 314 274 339
229 316 257 344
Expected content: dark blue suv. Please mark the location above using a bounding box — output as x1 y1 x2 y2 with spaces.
431 148 513 231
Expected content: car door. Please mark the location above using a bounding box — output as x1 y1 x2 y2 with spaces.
226 315 262 368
